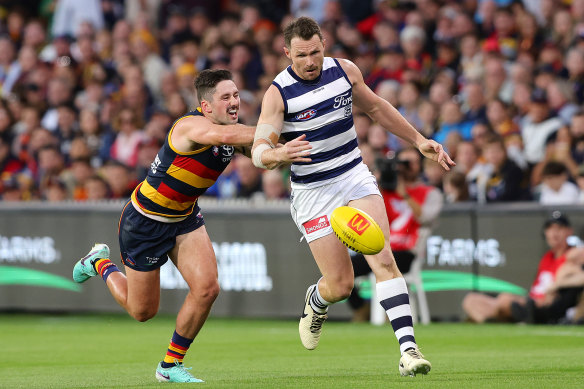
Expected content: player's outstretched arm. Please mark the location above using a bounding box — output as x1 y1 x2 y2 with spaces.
252 85 312 169
338 58 455 171
176 116 256 147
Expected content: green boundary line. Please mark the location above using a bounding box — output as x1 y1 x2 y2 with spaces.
0 265 81 292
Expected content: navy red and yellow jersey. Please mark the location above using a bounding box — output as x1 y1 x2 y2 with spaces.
131 108 235 218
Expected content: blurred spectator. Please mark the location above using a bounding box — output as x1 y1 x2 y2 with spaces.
109 108 144 168
569 110 584 165
433 100 474 145
260 168 289 200
536 161 580 205
461 81 488 125
483 134 529 202
520 88 563 168
84 174 110 201
455 141 490 203
131 29 169 102
546 79 578 125
43 177 68 202
462 212 578 324
52 0 104 38
101 160 135 199
443 170 470 203
234 155 262 199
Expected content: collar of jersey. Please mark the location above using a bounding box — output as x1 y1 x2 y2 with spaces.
287 66 322 85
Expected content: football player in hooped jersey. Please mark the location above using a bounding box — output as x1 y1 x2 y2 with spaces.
73 69 255 383
251 17 455 377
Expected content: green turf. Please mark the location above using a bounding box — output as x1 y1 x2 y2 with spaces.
0 314 583 388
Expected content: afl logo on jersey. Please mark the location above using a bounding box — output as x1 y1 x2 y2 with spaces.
295 109 317 121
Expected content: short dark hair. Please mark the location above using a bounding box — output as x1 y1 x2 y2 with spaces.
283 16 323 48
194 69 233 105
542 161 568 177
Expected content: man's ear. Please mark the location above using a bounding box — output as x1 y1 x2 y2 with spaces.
200 99 211 114
284 46 290 59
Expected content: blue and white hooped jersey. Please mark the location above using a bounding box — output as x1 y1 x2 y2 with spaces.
272 57 361 189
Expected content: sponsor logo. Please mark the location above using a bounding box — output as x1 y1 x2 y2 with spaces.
221 145 234 162
212 146 219 156
0 235 61 264
295 109 317 121
160 242 273 292
145 256 160 264
333 92 352 109
426 236 506 267
312 86 325 94
303 216 330 234
347 214 370 235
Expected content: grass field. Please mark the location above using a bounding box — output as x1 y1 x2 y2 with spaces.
0 313 583 388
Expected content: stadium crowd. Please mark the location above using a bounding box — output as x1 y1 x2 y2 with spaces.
2 0 584 205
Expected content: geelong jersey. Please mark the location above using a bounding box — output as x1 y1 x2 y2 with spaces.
131 108 235 219
272 57 361 188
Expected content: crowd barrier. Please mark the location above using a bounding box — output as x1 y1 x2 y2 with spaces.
1 200 582 321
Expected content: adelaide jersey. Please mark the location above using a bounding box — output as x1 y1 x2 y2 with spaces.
131 108 235 219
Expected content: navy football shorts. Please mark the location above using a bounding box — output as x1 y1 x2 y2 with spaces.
118 201 205 271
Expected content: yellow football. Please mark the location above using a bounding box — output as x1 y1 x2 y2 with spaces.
330 206 385 255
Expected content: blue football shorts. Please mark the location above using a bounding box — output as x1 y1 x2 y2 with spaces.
118 201 205 271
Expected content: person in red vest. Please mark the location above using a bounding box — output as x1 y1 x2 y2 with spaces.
463 211 576 323
381 146 444 273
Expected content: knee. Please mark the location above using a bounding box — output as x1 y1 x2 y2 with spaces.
462 293 479 312
328 278 354 301
130 307 158 322
192 280 220 305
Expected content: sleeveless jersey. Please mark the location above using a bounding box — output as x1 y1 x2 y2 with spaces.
131 108 235 219
382 185 436 251
529 250 568 301
272 57 361 189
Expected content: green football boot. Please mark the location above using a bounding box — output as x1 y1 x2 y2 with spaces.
72 244 110 283
156 361 204 383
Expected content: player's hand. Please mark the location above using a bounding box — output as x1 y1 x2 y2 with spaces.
276 134 311 163
418 139 455 171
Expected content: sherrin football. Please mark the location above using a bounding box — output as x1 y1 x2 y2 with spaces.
330 206 385 255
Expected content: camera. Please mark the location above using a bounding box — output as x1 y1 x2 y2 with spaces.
376 156 410 191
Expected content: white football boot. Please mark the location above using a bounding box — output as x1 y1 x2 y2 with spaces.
399 348 432 377
299 284 328 350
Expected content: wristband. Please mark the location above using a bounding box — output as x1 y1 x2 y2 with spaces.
251 143 271 169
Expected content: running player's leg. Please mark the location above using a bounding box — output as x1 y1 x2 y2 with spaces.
72 243 161 321
349 194 431 376
169 225 219 340
298 233 354 349
308 235 355 303
106 267 160 322
155 225 218 383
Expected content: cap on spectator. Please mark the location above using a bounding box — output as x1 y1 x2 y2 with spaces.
530 88 548 104
543 211 571 229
